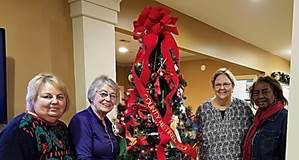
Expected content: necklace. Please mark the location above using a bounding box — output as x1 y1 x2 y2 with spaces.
211 97 232 110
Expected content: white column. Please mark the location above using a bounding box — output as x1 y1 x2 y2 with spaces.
287 1 299 159
69 0 120 111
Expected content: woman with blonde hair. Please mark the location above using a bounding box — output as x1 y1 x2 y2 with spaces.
0 73 75 159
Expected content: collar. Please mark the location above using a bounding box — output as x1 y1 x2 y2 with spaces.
87 106 112 127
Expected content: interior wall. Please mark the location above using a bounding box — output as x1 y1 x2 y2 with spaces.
0 0 290 124
116 58 263 113
0 0 75 123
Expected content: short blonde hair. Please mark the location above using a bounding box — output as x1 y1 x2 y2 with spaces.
211 68 236 87
25 73 70 112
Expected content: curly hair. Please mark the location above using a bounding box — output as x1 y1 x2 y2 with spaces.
249 75 288 106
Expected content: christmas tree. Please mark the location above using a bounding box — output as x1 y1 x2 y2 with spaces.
116 6 199 160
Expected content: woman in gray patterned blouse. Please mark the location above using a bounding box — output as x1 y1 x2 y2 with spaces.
195 68 254 160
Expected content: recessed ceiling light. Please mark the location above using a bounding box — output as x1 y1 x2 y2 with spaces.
120 39 130 43
118 47 128 53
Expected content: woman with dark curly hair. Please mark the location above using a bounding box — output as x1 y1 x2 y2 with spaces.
243 76 288 160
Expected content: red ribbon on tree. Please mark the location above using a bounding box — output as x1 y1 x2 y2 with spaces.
124 6 197 159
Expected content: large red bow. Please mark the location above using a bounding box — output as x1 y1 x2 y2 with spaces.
133 6 178 40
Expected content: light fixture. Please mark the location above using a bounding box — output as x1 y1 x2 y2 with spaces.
286 49 292 54
200 64 206 71
251 0 260 3
118 47 128 53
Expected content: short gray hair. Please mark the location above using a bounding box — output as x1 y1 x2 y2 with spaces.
25 73 70 112
87 75 119 104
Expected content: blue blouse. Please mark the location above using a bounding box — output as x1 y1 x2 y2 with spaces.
68 107 119 160
251 108 287 160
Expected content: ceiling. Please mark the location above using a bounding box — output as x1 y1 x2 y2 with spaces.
155 0 293 60
115 0 293 64
115 31 209 64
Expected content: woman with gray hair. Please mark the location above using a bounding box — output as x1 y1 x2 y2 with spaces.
0 73 75 159
68 75 120 159
194 68 254 160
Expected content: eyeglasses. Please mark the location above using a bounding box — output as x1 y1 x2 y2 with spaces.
252 89 272 98
96 90 117 101
214 82 231 89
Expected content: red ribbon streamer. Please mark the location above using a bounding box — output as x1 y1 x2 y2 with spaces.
126 6 197 159
132 69 197 159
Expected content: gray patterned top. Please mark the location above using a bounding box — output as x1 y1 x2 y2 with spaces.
195 98 253 160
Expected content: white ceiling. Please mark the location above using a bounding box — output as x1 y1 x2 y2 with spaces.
155 0 293 60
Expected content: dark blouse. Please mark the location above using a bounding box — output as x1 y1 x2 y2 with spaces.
0 112 75 160
68 106 119 160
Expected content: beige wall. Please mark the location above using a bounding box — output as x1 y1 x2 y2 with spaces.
116 64 131 91
0 0 75 123
118 0 290 74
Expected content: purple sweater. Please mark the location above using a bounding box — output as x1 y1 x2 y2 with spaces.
68 107 119 160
